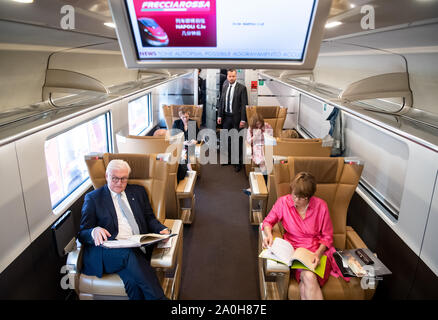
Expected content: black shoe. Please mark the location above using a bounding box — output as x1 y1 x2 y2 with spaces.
242 188 251 196
234 165 242 172
221 163 229 166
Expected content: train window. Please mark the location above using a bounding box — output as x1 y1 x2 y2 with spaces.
298 95 332 138
44 113 110 208
128 93 152 135
344 115 409 218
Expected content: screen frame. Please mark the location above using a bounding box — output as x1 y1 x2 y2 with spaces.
108 0 332 70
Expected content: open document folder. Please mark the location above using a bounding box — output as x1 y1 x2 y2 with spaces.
259 237 327 278
102 233 177 249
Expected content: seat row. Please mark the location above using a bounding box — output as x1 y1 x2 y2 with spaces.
66 104 374 300
242 120 375 300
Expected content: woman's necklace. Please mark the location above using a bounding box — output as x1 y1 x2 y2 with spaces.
295 203 309 219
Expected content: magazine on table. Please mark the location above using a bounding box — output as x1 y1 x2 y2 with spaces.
334 248 391 277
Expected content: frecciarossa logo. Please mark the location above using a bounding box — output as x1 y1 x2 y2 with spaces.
141 1 211 12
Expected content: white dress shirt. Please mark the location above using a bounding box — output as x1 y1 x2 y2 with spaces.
109 189 135 239
91 189 134 241
225 82 236 113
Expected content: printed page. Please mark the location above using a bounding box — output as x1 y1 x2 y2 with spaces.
157 236 173 249
137 233 175 245
102 239 139 248
270 238 294 265
259 248 290 266
292 247 317 271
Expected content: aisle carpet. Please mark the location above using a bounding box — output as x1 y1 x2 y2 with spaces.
179 163 260 299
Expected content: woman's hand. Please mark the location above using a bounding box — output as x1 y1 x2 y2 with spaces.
262 234 273 249
262 226 273 248
311 244 327 268
310 253 320 269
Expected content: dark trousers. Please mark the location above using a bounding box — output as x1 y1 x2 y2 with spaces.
222 115 243 165
102 247 166 300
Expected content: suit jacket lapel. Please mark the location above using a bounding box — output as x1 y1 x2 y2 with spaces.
232 83 242 111
103 185 118 235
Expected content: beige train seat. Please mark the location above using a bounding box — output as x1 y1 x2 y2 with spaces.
245 136 331 176
246 106 287 137
272 138 331 158
264 138 332 213
66 153 183 300
116 133 197 223
245 137 332 221
162 104 203 130
259 156 376 300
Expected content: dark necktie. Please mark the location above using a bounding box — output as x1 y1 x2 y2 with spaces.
226 84 232 113
116 193 140 235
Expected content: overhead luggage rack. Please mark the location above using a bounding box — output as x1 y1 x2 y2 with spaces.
259 70 438 152
338 72 413 115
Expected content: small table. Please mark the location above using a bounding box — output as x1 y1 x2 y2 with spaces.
176 170 197 224
249 172 268 225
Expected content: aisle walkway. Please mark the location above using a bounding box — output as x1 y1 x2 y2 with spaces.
179 163 260 299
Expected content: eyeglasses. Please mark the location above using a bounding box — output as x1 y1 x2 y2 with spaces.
292 194 307 201
111 176 128 183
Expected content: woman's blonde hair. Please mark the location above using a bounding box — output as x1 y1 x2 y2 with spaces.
290 172 316 199
249 112 265 129
178 106 190 116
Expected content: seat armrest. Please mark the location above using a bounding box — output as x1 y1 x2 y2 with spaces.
245 141 252 159
151 219 183 269
65 240 82 291
264 259 291 273
346 226 368 249
272 155 288 164
249 172 268 196
195 143 202 158
176 170 197 196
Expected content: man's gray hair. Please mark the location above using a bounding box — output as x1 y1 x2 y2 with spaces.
106 159 131 176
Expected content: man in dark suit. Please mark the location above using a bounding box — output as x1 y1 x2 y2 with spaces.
197 69 207 126
217 69 248 172
78 159 170 300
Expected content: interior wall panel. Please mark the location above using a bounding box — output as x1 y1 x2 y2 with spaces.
298 94 332 138
419 170 438 276
0 50 49 111
48 42 138 89
0 143 31 273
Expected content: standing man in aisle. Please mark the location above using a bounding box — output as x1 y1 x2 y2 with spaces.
217 69 248 172
198 69 207 127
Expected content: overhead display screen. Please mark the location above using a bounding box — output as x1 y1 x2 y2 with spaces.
108 0 331 69
125 0 316 61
